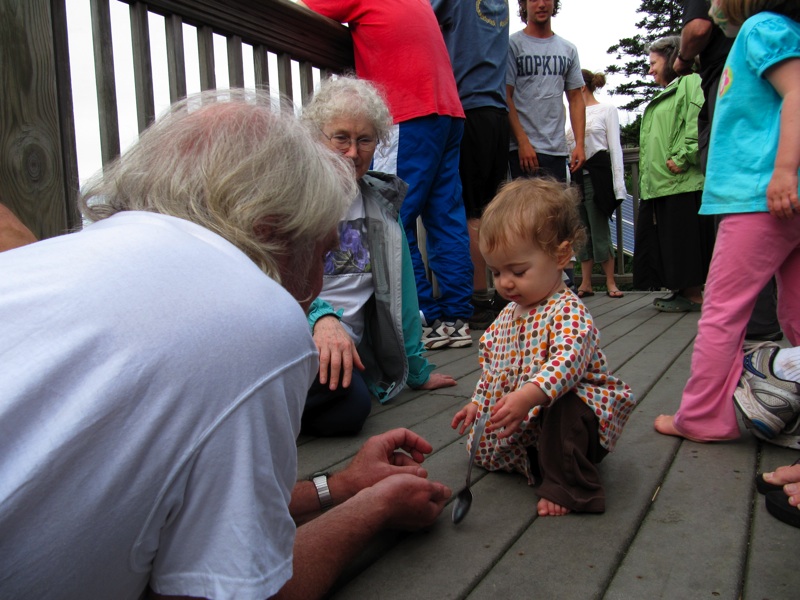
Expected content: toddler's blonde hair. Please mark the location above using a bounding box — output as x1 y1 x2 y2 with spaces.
480 178 586 260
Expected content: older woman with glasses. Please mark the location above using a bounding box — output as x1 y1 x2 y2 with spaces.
301 75 457 437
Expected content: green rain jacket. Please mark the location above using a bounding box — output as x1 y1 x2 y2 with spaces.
639 73 705 200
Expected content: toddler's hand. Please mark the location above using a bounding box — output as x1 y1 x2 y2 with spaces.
767 167 799 219
451 402 479 435
487 388 537 439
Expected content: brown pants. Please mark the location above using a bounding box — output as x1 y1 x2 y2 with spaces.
527 392 608 513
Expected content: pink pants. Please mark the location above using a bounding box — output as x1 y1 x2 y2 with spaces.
674 212 800 440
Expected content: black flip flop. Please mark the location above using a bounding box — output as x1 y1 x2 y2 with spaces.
576 290 594 299
765 491 800 528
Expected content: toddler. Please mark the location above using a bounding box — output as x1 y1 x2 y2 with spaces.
451 178 636 516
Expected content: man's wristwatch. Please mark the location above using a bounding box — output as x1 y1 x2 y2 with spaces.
677 51 693 63
312 472 333 510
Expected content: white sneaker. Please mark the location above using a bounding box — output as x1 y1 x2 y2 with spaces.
445 319 472 348
421 317 451 350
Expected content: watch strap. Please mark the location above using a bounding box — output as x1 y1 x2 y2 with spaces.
312 473 333 510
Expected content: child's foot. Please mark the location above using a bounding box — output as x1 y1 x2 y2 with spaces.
537 497 571 516
654 414 704 442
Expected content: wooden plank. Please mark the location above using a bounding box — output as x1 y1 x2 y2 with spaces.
226 34 244 88
463 311 702 598
129 2 155 133
276 52 293 104
253 44 269 93
0 0 70 239
197 25 216 91
743 443 800 599
50 0 80 231
299 61 314 106
90 0 120 167
165 13 187 103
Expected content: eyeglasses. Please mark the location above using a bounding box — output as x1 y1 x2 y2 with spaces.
321 130 377 152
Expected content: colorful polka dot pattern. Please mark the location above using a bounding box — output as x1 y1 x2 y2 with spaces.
468 290 636 483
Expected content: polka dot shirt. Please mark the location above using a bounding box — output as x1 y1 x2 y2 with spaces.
468 290 636 482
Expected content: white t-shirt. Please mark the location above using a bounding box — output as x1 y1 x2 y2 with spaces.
0 212 316 599
507 31 583 155
319 193 374 343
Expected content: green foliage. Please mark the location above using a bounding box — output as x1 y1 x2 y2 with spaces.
605 0 685 111
620 114 642 147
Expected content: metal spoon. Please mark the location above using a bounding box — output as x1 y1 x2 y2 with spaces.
452 411 490 525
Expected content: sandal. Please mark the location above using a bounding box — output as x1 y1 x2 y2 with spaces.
765 491 800 528
576 289 595 298
653 294 702 313
606 290 624 298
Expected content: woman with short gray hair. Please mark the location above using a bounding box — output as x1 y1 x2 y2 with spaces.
302 75 457 437
633 36 715 312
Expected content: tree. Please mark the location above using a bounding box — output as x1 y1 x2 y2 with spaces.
606 0 684 111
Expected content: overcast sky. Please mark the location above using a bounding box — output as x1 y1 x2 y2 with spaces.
65 0 646 185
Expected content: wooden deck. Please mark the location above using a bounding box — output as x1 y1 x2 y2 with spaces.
297 291 798 600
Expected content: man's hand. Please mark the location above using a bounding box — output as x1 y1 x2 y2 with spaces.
333 428 434 499
313 315 364 389
415 372 457 390
363 473 451 531
450 402 479 435
517 139 539 174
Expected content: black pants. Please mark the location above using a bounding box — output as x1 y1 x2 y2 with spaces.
508 150 568 183
302 370 371 436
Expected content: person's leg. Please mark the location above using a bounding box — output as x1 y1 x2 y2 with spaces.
409 116 473 323
576 195 594 295
461 108 509 327
302 370 372 437
658 213 798 440
745 278 782 341
388 117 450 322
652 191 714 305
775 240 800 347
535 392 608 515
633 199 661 291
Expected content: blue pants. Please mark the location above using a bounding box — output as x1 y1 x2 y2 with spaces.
394 116 473 322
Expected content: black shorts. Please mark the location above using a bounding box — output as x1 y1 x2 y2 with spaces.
459 107 510 220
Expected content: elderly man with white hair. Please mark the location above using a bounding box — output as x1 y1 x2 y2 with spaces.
0 89 450 600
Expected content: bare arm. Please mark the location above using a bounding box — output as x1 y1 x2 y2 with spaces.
507 84 538 173
275 474 449 600
566 87 586 172
674 18 713 75
765 58 800 219
0 203 37 251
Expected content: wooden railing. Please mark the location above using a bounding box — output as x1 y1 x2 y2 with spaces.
1 0 353 240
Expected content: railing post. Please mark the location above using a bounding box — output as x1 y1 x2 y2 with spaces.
0 0 79 239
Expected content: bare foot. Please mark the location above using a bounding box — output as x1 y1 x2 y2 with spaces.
537 497 571 516
764 464 800 507
653 414 704 442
